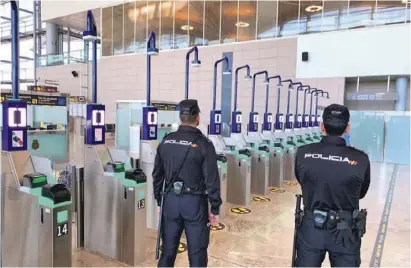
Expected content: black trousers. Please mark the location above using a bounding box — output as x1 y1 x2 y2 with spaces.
158 192 210 268
295 215 361 267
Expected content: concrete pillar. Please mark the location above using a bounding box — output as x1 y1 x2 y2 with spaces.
395 77 408 111
46 23 59 55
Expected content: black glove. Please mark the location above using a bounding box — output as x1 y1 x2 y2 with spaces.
331 222 356 248
330 211 357 248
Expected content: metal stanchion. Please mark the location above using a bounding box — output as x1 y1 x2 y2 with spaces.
75 166 84 248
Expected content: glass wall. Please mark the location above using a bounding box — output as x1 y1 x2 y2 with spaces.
101 0 409 57
204 0 220 45
256 0 278 39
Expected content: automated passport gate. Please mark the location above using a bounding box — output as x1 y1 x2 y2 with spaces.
273 113 297 182
231 129 269 197
206 129 230 220
217 154 228 220
293 114 307 147
260 114 285 190
1 152 72 267
84 146 147 265
284 113 298 181
209 134 252 207
259 79 285 191
1 89 72 265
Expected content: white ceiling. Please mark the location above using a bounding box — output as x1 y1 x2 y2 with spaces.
48 8 101 35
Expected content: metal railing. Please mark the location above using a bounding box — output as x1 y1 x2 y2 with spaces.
36 48 101 67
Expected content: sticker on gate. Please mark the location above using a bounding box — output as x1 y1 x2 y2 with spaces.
253 196 271 202
284 180 298 186
270 187 285 193
230 207 251 214
210 223 226 231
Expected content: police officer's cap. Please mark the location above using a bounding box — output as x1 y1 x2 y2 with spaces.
179 99 200 116
322 104 350 124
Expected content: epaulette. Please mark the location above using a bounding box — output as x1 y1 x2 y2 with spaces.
161 132 172 142
347 145 368 156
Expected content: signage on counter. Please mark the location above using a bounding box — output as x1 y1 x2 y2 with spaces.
346 92 398 101
69 96 87 103
27 85 59 93
152 102 179 111
1 93 66 106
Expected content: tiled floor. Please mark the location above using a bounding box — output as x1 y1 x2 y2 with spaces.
69 161 410 267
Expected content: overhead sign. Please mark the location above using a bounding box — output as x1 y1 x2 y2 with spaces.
346 92 398 101
27 85 59 93
152 102 178 111
1 93 66 106
69 96 87 103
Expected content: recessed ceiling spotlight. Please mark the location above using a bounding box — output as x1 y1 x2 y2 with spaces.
236 21 249 28
305 5 323 13
181 25 194 31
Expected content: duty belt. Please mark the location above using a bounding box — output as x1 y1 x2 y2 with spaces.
170 181 207 196
304 208 367 234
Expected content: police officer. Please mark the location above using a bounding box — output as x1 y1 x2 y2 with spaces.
294 104 370 267
152 99 222 267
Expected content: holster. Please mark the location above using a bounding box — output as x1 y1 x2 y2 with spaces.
172 181 184 196
312 209 339 230
353 209 367 238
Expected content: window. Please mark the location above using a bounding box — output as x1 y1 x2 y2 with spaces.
160 0 174 50
299 0 323 34
147 1 161 50
278 0 299 37
221 0 238 43
134 1 148 53
204 0 220 45
375 1 407 26
124 1 135 54
189 0 204 46
102 7 113 56
345 1 376 29
112 5 124 55
174 0 189 49
257 0 278 39
322 1 350 32
238 1 257 41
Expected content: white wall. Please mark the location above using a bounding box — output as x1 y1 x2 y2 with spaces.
296 24 410 79
38 38 342 124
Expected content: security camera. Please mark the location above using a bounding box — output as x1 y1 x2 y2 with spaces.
71 71 78 78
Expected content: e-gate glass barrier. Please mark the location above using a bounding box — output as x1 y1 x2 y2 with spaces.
384 112 410 165
350 111 385 162
350 111 410 165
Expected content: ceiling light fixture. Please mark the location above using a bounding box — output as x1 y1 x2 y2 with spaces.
181 25 194 31
305 5 323 13
236 21 249 28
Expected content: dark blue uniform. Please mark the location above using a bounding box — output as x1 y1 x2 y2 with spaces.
153 100 222 267
294 105 370 267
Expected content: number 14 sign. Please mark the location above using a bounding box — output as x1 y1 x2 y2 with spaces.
57 223 68 237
